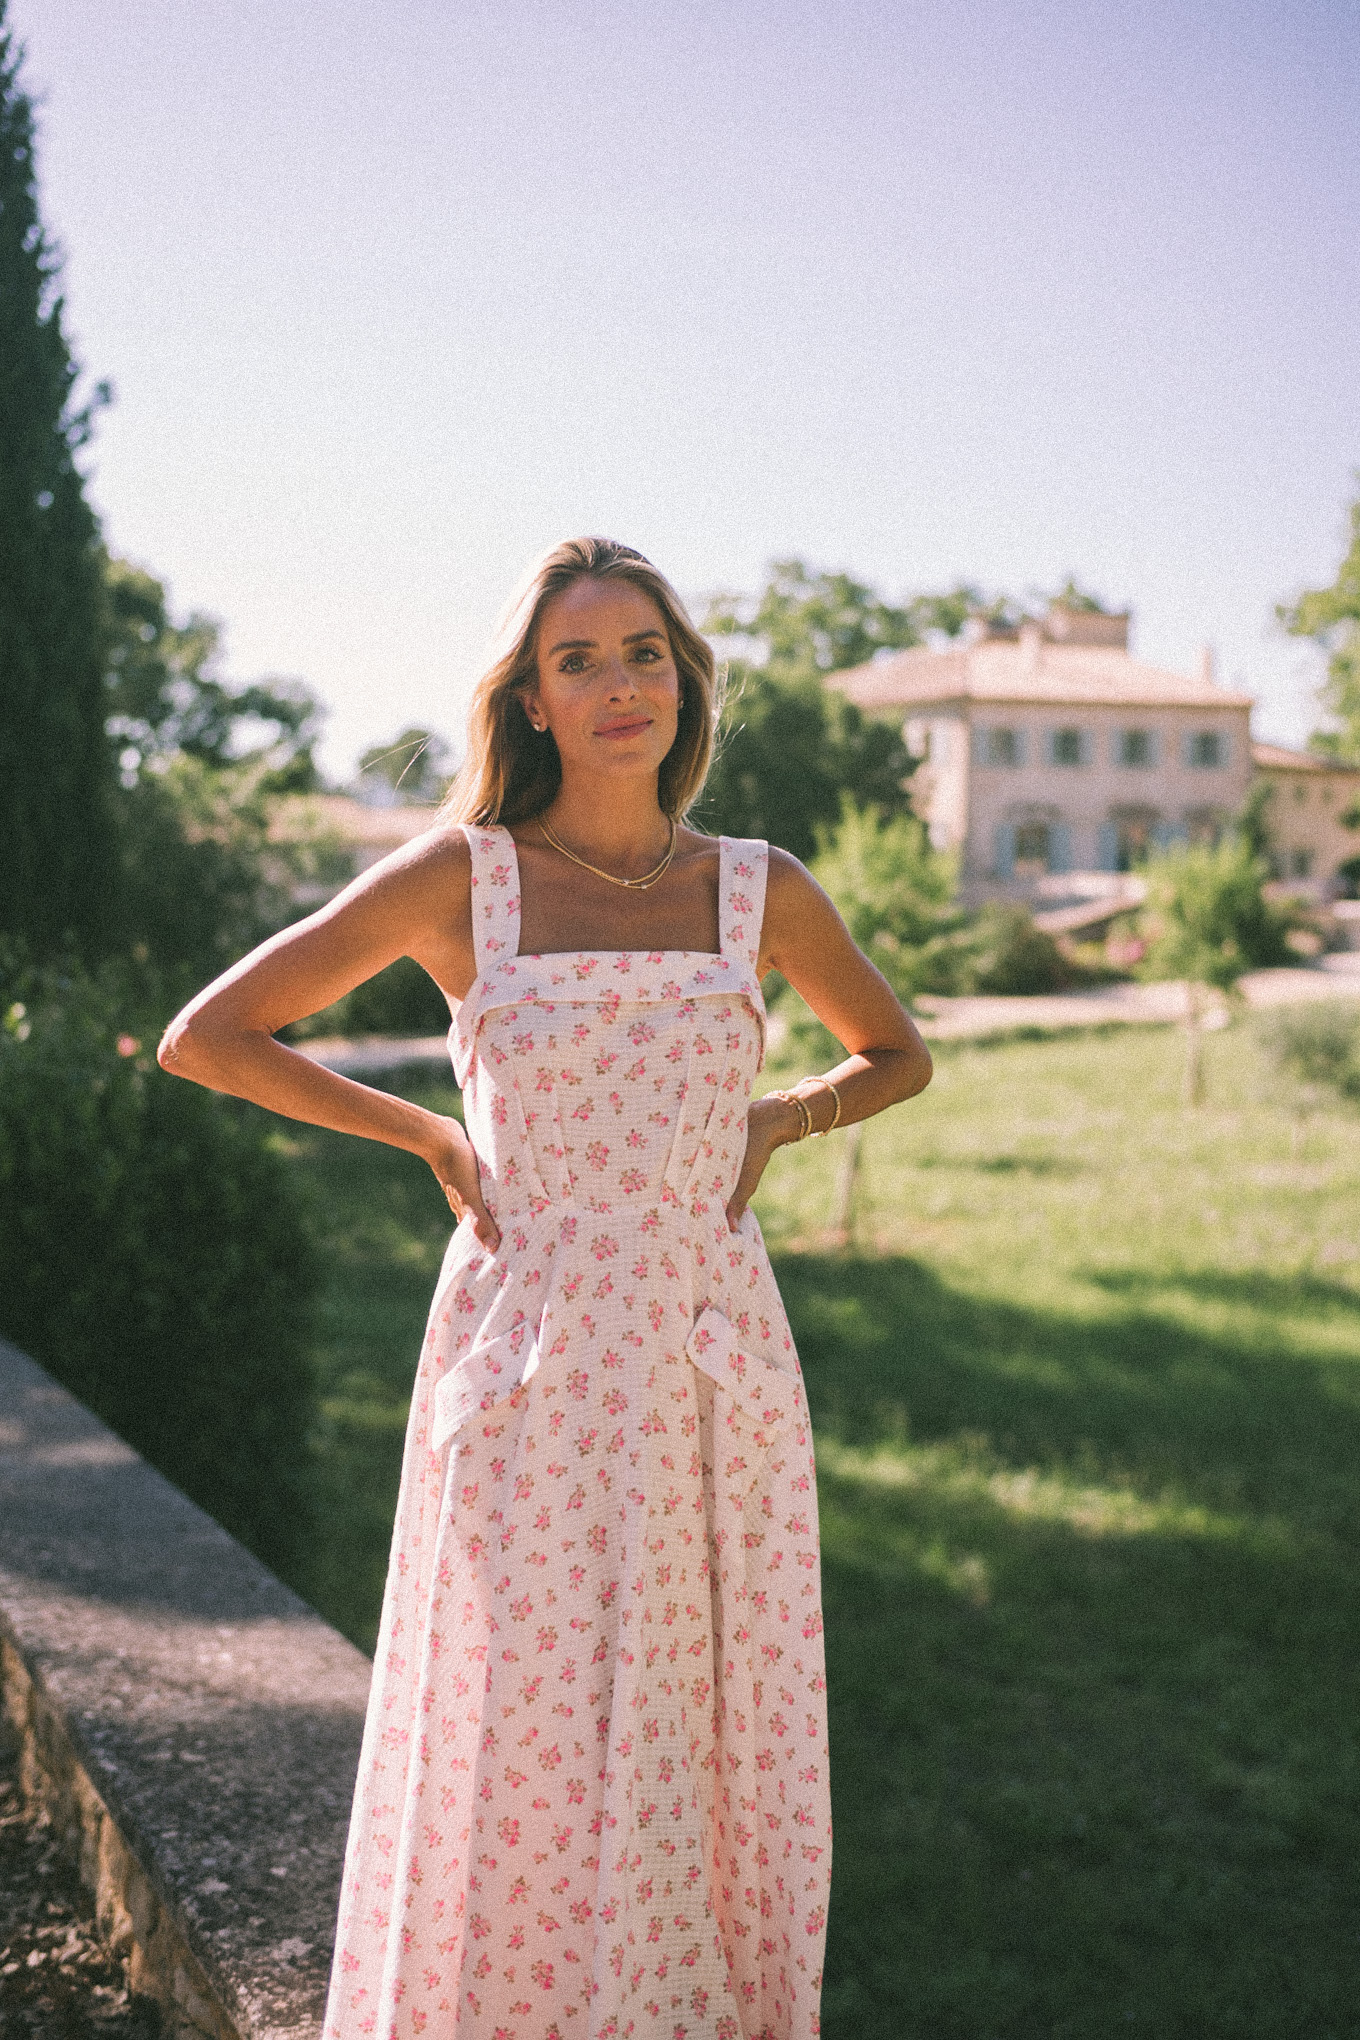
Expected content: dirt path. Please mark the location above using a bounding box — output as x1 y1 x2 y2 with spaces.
0 1740 160 2037
294 956 1360 1073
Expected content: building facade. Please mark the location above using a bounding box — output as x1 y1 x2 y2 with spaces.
1250 743 1360 895
832 604 1258 889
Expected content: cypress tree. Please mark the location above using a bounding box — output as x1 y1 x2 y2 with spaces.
0 3 114 956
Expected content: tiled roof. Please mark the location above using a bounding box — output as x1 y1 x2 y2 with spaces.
1251 741 1360 775
831 640 1254 712
268 792 442 847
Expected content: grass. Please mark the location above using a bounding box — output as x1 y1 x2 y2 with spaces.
277 1016 1360 2039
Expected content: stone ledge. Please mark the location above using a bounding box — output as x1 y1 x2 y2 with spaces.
0 1338 373 2039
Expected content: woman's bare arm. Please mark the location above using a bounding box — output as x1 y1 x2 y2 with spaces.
727 848 932 1223
157 827 502 1248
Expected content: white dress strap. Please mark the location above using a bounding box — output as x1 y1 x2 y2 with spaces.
718 836 769 969
460 823 522 978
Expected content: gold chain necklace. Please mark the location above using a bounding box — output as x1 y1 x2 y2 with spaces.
537 815 678 890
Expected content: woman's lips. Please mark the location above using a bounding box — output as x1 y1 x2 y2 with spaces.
595 718 652 740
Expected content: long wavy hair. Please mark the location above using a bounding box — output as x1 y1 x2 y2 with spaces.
441 537 721 827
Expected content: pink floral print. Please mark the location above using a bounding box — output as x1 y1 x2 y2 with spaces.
324 830 830 2040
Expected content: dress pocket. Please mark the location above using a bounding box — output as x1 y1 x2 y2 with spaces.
432 1323 540 1452
684 1306 799 1449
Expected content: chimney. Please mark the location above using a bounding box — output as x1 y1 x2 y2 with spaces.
1043 604 1130 649
1198 645 1217 688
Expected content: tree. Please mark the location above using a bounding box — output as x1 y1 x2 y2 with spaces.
111 758 304 1000
1138 839 1291 1103
357 725 453 803
695 559 983 858
0 9 116 957
706 558 981 678
691 667 916 859
1278 489 1360 761
96 555 327 1000
1046 575 1115 615
806 799 962 1003
103 552 322 791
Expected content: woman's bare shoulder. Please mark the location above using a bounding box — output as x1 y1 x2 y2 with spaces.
765 843 825 905
311 821 473 951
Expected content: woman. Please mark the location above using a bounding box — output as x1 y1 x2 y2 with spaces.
160 537 932 2040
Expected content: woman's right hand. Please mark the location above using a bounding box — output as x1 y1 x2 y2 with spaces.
423 1113 501 1253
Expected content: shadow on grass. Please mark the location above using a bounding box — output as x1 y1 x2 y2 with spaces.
905 1152 1088 1178
1088 1263 1360 1323
773 1252 1360 2040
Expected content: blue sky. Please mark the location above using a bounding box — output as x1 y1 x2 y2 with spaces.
12 0 1360 780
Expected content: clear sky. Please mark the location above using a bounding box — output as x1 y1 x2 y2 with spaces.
11 0 1360 781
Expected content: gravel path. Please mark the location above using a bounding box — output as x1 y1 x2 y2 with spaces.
0 1739 160 2037
294 957 1360 1075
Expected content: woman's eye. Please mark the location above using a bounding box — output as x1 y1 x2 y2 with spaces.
559 653 589 674
632 645 661 664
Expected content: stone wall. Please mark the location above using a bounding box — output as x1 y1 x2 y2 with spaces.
0 1338 374 2039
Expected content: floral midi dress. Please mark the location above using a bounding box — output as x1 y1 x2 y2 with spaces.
323 826 831 2040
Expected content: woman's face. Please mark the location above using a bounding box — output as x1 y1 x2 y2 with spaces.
524 577 681 789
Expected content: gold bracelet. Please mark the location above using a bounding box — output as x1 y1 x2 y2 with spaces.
800 1074 843 1136
770 1088 813 1141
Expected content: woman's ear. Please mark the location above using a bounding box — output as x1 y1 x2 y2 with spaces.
520 688 546 735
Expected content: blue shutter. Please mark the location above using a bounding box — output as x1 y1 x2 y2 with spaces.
972 725 988 766
994 824 1016 878
1097 822 1119 872
1050 823 1072 873
1013 730 1026 767
1149 730 1161 768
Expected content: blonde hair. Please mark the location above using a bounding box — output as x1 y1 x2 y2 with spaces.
441 537 720 827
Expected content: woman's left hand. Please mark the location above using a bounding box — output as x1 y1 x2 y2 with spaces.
726 1094 798 1231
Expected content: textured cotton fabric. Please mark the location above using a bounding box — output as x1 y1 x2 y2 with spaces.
323 827 831 2040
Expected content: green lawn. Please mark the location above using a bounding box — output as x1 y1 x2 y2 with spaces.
279 1018 1360 2039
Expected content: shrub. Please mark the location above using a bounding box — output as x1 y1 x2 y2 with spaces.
808 799 965 1000
0 963 319 1572
286 953 451 1041
1138 838 1293 988
1257 1004 1360 1101
807 800 1079 1003
961 905 1075 996
112 757 301 1002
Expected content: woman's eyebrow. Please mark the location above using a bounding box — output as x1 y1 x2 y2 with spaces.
546 628 666 656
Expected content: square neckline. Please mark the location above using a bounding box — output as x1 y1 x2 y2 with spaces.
476 826 761 970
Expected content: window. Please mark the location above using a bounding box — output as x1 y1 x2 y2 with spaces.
1289 848 1314 879
1050 727 1085 766
1014 822 1051 872
980 726 1021 766
1118 728 1154 767
1116 817 1153 869
1187 730 1226 768
1104 809 1162 871
1186 809 1224 846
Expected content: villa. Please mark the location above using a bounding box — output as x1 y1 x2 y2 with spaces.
831 602 1359 899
